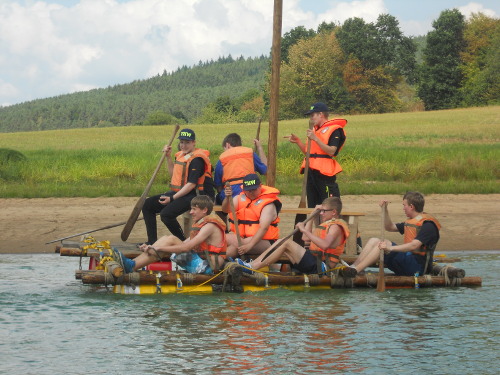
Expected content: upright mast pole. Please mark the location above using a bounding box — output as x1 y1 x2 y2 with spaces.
267 0 282 187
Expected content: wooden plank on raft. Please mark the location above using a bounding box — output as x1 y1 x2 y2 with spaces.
79 269 482 288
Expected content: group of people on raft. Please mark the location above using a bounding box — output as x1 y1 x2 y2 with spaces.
114 102 441 279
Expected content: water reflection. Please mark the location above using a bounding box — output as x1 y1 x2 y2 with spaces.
0 252 498 375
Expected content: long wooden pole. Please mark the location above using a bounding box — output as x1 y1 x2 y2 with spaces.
377 203 387 292
45 218 142 244
299 119 313 208
121 124 180 241
226 182 242 248
262 209 319 261
293 119 314 245
254 117 262 153
266 0 282 187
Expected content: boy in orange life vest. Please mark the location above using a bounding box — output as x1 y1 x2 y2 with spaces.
118 196 226 275
141 128 213 244
286 102 346 207
214 133 268 205
222 173 282 258
351 192 441 276
238 197 349 274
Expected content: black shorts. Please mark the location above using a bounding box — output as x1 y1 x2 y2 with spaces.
294 249 319 274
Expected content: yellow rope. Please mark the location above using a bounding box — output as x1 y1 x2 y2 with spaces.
174 262 344 293
175 265 231 293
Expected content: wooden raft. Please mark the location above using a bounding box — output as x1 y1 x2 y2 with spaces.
77 269 482 289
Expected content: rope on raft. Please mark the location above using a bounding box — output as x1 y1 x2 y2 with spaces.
438 265 462 287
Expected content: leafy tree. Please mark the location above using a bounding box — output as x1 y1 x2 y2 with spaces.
280 26 316 63
460 13 500 106
417 9 466 110
343 58 401 113
337 17 380 68
337 15 417 81
143 110 183 125
279 31 349 118
213 96 237 114
317 21 337 34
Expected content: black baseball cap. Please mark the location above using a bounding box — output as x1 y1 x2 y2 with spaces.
178 128 196 141
304 102 329 115
242 173 261 191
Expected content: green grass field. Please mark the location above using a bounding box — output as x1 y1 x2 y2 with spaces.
0 106 498 198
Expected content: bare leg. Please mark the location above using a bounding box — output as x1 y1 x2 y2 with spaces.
225 233 238 258
351 237 392 273
133 235 182 270
251 239 306 270
225 234 273 258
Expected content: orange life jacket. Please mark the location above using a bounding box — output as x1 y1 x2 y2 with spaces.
403 213 441 256
170 149 212 192
309 218 350 264
220 146 255 185
228 185 281 240
300 119 347 176
189 214 227 257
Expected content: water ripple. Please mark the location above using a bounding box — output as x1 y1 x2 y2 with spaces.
0 252 498 375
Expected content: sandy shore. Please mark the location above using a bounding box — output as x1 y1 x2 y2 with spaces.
1 194 498 254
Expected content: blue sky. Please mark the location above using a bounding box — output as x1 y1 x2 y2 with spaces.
0 0 498 107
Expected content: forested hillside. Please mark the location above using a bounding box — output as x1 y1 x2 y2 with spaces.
0 55 269 132
1 10 498 133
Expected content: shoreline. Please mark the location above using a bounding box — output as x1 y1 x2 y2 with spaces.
1 194 499 254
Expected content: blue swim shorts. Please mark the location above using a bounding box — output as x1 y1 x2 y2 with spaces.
384 243 424 276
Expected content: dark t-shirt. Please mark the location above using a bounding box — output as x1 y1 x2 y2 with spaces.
396 221 440 248
188 157 215 199
328 128 346 156
186 157 205 183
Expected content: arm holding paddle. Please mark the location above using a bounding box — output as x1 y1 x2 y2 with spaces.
163 144 174 176
225 182 242 248
120 124 180 241
305 128 337 156
253 117 268 166
221 184 237 215
295 206 343 251
253 138 267 167
249 209 320 268
159 182 197 205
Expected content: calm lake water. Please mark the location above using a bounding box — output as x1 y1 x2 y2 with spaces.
0 251 498 375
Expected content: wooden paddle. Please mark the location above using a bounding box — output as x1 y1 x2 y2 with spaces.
226 182 242 248
293 119 314 245
254 117 262 153
262 209 320 261
377 202 387 292
46 218 142 244
120 124 180 241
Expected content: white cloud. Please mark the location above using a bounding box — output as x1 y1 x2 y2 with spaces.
0 0 498 106
319 0 387 25
459 2 497 18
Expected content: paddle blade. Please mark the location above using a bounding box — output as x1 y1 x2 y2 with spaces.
377 249 386 292
121 202 145 241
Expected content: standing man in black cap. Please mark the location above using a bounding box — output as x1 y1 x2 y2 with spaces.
141 128 213 244
285 102 347 207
